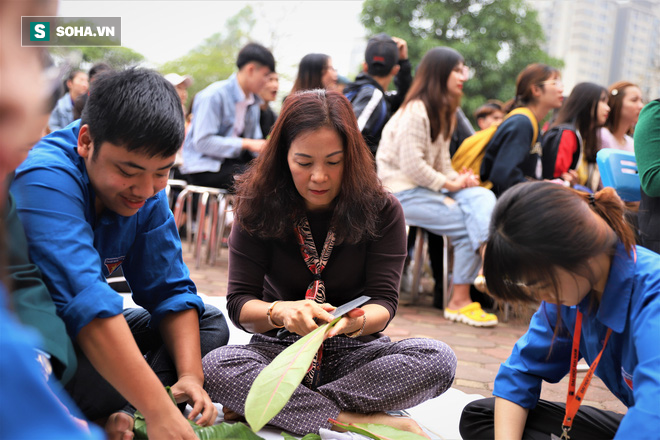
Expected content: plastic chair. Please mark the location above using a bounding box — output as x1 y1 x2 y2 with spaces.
596 148 641 201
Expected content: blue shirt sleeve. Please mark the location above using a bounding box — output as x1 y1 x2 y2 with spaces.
0 291 104 440
188 89 244 159
11 164 123 338
122 191 204 328
493 302 574 409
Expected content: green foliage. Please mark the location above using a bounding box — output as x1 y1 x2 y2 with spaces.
159 5 258 108
245 318 341 432
282 433 321 440
360 0 563 124
133 387 265 439
329 419 428 440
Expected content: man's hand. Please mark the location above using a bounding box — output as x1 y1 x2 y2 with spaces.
391 37 408 60
170 374 218 427
144 408 198 440
243 138 266 154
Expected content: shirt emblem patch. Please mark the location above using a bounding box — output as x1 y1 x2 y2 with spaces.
621 366 633 391
104 256 125 276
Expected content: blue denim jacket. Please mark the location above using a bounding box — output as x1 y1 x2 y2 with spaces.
48 93 74 131
180 74 262 174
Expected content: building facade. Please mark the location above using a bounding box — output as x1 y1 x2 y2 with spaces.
532 0 660 99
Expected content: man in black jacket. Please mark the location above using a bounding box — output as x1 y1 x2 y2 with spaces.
344 33 411 155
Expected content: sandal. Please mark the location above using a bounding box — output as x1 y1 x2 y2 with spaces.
444 302 498 327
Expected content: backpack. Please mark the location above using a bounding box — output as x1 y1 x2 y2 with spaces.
540 124 582 180
451 107 538 189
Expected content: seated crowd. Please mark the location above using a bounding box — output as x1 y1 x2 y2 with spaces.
1 1 659 438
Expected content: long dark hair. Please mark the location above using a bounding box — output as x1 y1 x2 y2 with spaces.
551 82 607 163
505 63 561 113
291 53 330 93
234 90 387 244
402 47 463 142
483 181 635 305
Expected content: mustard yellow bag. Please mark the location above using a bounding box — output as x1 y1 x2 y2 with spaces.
452 107 538 189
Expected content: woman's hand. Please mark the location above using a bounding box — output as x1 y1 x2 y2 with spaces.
326 308 366 338
561 170 578 186
444 169 480 192
270 300 336 336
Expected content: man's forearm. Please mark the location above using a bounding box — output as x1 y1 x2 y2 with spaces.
76 315 179 419
159 309 204 381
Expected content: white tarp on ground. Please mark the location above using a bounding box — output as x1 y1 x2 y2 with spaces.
122 294 484 440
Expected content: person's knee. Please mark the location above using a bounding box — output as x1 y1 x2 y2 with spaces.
199 304 230 350
399 338 457 391
459 397 495 439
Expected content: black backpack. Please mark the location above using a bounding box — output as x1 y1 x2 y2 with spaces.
541 124 582 179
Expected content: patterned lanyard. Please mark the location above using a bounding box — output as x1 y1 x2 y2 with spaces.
558 310 613 440
294 216 336 389
294 216 336 303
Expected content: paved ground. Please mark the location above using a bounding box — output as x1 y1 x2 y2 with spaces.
182 245 627 415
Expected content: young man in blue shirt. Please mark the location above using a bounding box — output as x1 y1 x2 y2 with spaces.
12 68 229 440
181 43 275 191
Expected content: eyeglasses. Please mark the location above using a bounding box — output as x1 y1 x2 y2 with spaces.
538 79 563 88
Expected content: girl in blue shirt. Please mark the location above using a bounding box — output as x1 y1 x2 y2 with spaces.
459 181 660 439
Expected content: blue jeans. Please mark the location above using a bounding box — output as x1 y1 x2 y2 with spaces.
394 186 496 284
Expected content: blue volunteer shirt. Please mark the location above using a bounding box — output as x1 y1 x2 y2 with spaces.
494 243 660 439
0 284 104 439
11 121 204 338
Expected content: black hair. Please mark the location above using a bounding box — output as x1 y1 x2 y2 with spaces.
62 68 85 92
80 68 184 159
551 82 608 163
88 62 113 81
236 42 276 73
403 47 464 142
484 181 634 305
291 53 331 93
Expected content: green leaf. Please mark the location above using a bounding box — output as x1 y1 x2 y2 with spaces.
328 419 428 440
194 422 265 440
281 434 321 440
134 386 265 439
245 318 341 432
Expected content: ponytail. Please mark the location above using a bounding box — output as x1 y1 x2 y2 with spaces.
574 187 636 256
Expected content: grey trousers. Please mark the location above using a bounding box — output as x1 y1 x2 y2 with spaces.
202 333 457 435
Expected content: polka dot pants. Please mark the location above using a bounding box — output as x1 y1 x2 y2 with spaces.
202 334 456 435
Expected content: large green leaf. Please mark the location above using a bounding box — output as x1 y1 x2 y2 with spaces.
133 387 265 439
282 433 321 440
328 419 428 440
194 422 265 440
245 318 341 432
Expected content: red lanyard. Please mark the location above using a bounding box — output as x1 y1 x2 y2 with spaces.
560 310 613 439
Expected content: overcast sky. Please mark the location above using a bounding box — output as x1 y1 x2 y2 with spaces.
57 1 368 81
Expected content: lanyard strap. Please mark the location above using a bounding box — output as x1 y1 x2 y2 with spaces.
560 310 613 439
